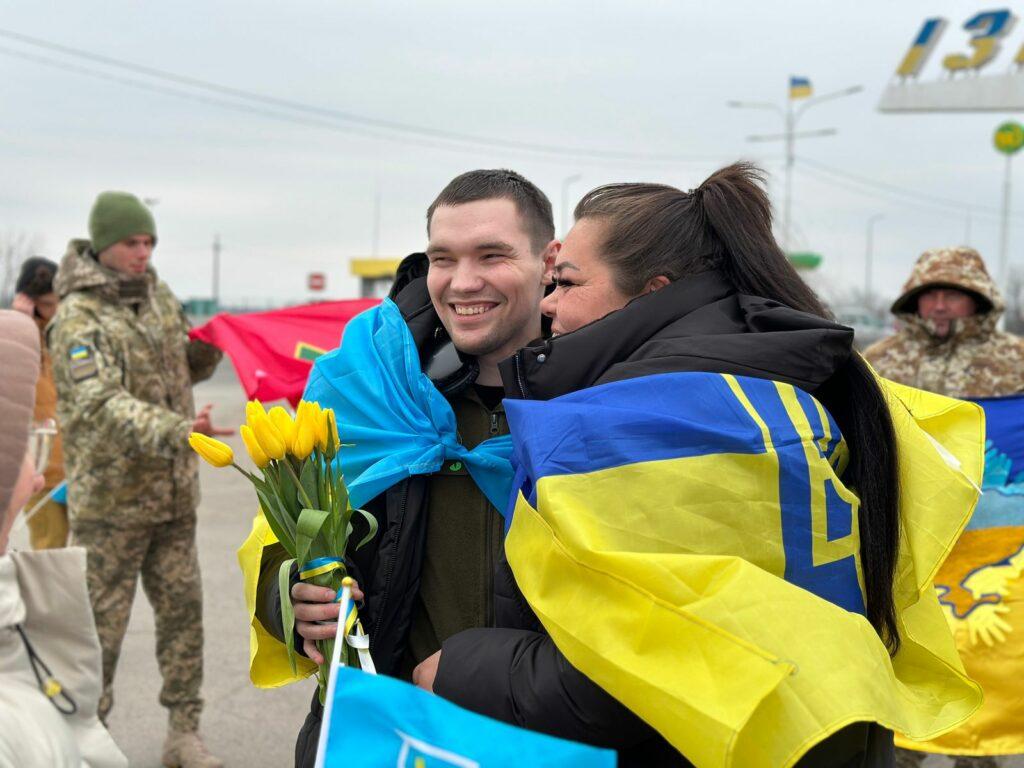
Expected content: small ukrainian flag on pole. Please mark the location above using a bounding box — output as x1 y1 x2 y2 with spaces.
789 76 812 99
313 579 614 767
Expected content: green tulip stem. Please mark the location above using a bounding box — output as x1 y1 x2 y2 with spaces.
283 459 316 509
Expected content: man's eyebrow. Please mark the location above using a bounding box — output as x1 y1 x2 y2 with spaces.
553 261 580 273
473 241 515 252
425 245 450 255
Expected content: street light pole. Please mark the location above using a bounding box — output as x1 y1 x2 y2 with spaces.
561 173 583 237
212 234 221 312
993 121 1024 293
865 214 884 309
728 84 862 251
999 152 1014 287
783 103 795 253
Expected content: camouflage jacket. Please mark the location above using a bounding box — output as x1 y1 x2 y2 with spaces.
48 240 222 526
864 247 1024 398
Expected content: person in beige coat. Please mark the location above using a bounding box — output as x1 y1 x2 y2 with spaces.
0 309 126 768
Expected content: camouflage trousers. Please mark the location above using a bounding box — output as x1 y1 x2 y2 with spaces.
895 748 1003 767
72 516 204 732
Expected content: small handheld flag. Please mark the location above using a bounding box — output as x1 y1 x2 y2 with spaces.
313 581 616 767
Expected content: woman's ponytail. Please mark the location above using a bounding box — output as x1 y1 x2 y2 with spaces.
698 162 901 652
575 162 902 652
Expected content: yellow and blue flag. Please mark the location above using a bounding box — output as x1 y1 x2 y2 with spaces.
789 76 812 99
503 371 983 768
898 393 1024 757
319 666 616 767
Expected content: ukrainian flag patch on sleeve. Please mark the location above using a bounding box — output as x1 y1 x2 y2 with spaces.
68 344 98 382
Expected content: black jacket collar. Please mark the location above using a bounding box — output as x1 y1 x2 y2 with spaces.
390 254 480 395
500 271 854 401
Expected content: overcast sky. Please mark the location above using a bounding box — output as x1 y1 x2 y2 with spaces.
1 0 1020 307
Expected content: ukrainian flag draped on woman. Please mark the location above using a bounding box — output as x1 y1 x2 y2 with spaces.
501 369 983 768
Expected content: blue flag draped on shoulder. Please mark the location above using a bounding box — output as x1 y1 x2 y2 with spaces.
303 298 514 512
239 299 515 690
503 371 984 768
320 666 615 767
898 393 1024 756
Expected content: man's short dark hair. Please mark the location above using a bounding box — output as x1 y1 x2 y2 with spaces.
426 169 555 254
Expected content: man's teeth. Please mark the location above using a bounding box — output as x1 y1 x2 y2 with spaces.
454 305 493 316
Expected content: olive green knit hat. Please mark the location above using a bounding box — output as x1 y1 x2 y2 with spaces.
88 191 157 255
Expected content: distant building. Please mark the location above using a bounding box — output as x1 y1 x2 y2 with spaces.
351 257 402 298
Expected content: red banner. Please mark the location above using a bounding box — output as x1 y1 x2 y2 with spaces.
190 300 380 406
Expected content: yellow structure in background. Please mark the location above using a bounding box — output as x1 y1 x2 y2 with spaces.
350 258 402 298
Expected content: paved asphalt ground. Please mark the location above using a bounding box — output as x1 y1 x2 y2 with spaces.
12 361 1024 767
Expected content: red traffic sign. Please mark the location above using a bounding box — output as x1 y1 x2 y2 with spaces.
307 272 326 292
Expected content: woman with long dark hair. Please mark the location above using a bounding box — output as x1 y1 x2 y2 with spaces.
418 163 980 767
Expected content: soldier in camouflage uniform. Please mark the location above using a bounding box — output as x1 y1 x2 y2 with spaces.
48 192 228 768
864 246 1024 398
865 247 1024 768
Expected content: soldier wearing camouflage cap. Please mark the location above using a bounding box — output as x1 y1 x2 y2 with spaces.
865 247 1024 768
48 192 229 768
865 246 1024 398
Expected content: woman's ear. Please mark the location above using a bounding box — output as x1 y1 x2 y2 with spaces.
644 275 671 294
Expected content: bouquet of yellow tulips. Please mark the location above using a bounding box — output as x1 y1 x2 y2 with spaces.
189 399 377 697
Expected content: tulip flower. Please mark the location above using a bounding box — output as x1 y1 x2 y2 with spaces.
269 406 297 452
321 408 339 459
245 400 267 427
189 432 234 468
292 401 317 461
240 425 270 469
251 413 287 461
314 405 329 453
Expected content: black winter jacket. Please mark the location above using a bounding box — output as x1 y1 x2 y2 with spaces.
434 272 895 768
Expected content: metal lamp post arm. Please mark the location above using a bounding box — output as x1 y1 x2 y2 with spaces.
793 85 864 123
726 100 786 119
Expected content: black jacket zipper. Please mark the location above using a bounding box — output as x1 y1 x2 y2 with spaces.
512 352 529 398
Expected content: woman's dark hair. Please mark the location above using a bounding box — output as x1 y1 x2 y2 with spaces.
575 162 902 653
15 256 58 298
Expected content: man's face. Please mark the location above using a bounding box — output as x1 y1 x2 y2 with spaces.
98 234 154 276
426 198 554 368
917 287 977 338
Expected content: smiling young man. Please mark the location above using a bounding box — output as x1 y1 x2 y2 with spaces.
253 170 557 768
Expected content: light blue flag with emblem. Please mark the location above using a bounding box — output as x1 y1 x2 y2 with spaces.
319 666 616 767
313 587 614 767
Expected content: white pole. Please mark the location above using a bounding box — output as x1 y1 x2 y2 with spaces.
212 234 221 311
782 104 794 253
371 188 382 258
313 579 352 768
865 214 884 309
561 174 583 237
999 153 1013 289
